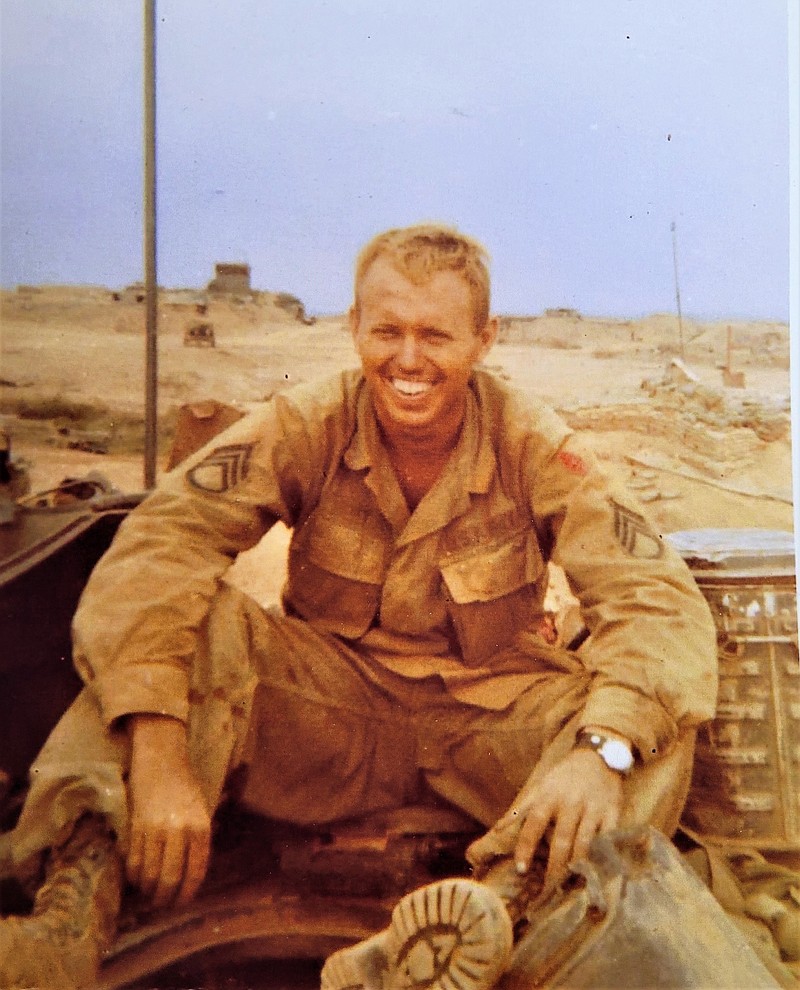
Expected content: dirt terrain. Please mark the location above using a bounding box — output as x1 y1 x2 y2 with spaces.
1 286 794 605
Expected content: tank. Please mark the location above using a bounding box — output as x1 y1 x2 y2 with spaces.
668 529 799 854
1 511 793 988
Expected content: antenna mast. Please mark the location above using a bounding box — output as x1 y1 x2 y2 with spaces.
143 0 158 488
670 221 686 361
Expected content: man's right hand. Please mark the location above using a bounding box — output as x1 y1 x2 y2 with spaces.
126 714 212 908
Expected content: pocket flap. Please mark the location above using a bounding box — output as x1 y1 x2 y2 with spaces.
440 531 544 603
296 508 389 585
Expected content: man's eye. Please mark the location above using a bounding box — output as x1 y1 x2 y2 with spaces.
425 330 451 344
373 326 399 339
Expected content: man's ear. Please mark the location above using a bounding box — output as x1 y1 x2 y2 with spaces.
477 315 499 360
347 306 360 346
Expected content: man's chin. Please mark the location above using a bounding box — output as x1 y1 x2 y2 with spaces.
382 407 437 433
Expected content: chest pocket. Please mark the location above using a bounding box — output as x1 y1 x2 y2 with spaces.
284 502 389 640
440 529 546 665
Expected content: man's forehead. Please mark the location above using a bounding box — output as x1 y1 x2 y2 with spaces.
358 258 473 308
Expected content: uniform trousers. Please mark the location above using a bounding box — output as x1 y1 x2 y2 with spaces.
8 583 695 870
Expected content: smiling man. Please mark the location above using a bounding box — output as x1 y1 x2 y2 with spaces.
1 225 717 990
351 243 496 508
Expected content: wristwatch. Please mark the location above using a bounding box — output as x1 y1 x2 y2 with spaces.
575 730 634 775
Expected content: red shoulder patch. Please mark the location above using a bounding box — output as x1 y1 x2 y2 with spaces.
557 450 588 476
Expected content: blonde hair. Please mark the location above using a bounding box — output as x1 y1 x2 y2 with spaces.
353 223 491 330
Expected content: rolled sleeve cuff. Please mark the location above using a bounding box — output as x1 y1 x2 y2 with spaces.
579 684 677 763
92 663 190 727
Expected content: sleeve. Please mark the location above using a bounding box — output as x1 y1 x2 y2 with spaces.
524 423 718 762
71 378 352 727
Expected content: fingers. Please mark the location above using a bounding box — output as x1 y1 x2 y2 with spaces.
571 811 601 868
562 803 616 885
515 798 602 891
125 750 212 908
513 800 551 875
127 821 172 898
511 754 625 886
569 789 621 869
176 822 212 906
543 803 582 890
152 830 188 908
125 826 146 890
126 822 169 901
139 828 167 899
126 816 211 908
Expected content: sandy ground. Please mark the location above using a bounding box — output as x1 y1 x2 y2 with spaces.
1 288 794 607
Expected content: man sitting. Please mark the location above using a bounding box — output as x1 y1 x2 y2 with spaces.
0 224 717 989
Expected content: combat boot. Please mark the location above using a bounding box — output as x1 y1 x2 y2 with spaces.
321 877 514 990
0 815 122 989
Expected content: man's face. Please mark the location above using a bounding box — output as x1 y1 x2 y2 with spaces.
349 258 496 443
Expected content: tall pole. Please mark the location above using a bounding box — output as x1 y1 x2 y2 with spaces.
143 0 158 489
670 221 685 361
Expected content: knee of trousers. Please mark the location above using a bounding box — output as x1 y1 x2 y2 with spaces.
191 582 264 701
186 582 265 809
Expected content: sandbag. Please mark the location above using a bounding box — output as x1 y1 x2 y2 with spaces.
503 827 790 989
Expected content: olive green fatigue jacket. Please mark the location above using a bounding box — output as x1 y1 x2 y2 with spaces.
72 370 717 764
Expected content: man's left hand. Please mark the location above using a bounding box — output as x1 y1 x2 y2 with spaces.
509 749 624 890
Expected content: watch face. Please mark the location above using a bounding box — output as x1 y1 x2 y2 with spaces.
602 739 634 772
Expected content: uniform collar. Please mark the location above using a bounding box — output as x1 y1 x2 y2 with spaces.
343 375 496 543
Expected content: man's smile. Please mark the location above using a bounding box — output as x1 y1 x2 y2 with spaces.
350 259 496 444
389 377 434 398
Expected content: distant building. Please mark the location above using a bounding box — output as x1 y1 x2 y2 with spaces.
544 307 581 320
117 283 146 303
208 262 251 296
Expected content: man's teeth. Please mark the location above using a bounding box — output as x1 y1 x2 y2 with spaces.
392 379 431 396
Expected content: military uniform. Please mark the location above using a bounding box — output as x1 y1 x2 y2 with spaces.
9 369 717 865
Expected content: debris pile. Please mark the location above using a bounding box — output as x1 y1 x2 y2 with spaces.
559 369 790 481
640 375 791 443
561 400 763 474
623 466 681 504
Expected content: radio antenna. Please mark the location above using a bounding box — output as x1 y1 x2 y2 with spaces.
670 221 686 361
143 0 158 489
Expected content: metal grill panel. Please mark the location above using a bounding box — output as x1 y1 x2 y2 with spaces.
669 530 798 852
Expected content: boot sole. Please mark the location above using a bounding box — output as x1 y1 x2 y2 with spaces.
386 878 513 990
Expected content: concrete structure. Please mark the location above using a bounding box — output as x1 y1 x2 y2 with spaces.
116 283 146 304
544 307 581 320
208 263 251 296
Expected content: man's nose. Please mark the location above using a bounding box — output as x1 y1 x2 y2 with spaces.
397 333 422 368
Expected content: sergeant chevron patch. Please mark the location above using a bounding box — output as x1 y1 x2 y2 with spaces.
187 443 253 493
610 498 664 559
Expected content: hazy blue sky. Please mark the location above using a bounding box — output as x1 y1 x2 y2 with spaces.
0 0 794 319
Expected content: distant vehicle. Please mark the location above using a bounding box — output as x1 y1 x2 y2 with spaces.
183 321 216 347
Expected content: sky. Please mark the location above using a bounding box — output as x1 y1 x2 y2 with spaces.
0 0 795 320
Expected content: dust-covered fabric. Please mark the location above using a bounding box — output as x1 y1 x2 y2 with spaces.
8 585 694 871
678 826 800 984
71 369 717 766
